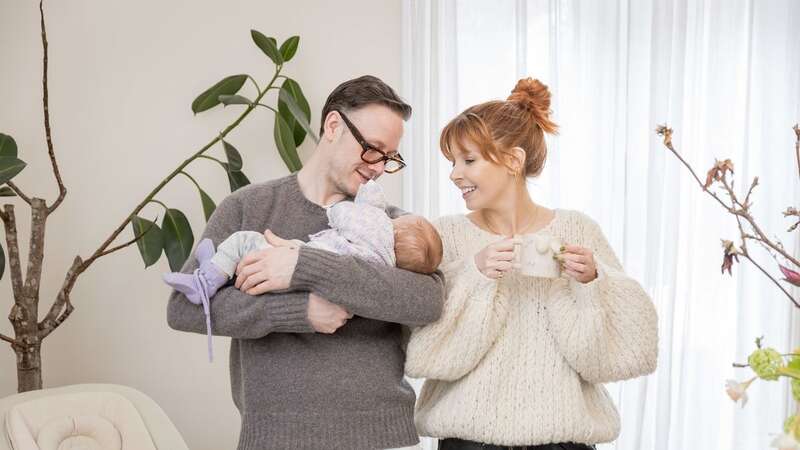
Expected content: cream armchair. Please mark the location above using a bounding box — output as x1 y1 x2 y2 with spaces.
0 384 188 450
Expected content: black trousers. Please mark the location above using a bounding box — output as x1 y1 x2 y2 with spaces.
438 437 597 450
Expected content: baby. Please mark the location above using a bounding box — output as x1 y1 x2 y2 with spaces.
163 180 443 361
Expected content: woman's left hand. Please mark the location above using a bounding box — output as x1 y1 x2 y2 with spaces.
557 244 598 283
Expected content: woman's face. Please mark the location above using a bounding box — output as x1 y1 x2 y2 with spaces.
448 140 514 211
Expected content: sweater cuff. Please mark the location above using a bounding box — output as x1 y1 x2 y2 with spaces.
290 246 342 294
263 292 314 333
567 258 610 305
466 253 497 297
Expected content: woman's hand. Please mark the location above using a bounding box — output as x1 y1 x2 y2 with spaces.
474 237 521 280
557 244 598 283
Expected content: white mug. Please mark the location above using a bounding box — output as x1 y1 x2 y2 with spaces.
516 233 562 278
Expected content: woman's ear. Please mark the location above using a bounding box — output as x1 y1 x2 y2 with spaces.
505 147 526 176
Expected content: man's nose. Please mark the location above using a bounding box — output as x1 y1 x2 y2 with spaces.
367 160 385 178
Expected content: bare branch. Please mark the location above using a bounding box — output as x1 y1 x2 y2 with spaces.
0 333 19 346
743 176 758 210
655 126 737 214
24 199 47 297
658 125 800 308
741 252 800 308
39 256 81 339
1 205 26 295
39 0 66 214
794 124 799 180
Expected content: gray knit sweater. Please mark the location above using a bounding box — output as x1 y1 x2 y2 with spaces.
166 174 445 450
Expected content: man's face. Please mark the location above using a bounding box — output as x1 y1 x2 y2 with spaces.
325 104 404 198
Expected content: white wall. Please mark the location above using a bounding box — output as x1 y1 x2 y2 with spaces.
0 1 403 449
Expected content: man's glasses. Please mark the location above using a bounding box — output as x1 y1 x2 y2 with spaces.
335 110 406 174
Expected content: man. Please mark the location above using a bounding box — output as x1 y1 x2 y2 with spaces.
167 75 444 450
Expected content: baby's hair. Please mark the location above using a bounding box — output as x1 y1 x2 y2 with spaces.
393 216 443 274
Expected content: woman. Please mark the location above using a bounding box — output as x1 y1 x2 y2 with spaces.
405 78 658 450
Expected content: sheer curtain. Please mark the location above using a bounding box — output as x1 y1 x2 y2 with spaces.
401 1 800 449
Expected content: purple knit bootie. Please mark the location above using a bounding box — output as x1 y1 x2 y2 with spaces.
163 238 228 362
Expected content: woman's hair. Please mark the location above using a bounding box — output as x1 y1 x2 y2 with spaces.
439 78 558 177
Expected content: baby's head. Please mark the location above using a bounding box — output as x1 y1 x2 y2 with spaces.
391 215 443 274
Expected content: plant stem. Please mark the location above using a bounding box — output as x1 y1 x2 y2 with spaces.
5 182 32 206
41 66 285 341
256 103 279 114
148 199 168 210
198 154 226 166
179 171 202 190
247 75 261 96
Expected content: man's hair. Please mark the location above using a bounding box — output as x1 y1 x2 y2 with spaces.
319 75 412 135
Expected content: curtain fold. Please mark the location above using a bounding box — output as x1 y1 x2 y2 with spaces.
401 1 800 449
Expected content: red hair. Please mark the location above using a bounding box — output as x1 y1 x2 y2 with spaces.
440 78 558 176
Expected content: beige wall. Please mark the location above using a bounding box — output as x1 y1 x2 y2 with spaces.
0 1 403 449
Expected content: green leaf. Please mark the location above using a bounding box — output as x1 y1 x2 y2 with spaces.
251 30 283 65
162 208 194 272
0 186 16 197
222 140 243 171
222 162 251 192
0 157 27 185
0 242 5 281
285 79 313 145
219 94 253 106
279 36 300 62
191 74 248 114
198 188 216 221
278 80 317 146
131 216 164 268
274 114 302 172
0 134 18 158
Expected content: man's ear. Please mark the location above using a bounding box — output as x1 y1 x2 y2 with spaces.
505 147 526 175
322 111 345 143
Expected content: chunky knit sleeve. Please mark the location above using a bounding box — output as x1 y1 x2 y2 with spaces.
546 212 658 383
404 216 510 381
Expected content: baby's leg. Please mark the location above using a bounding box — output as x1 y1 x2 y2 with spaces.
211 231 272 277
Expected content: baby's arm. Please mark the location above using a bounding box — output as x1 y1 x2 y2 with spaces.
212 230 272 277
261 230 305 250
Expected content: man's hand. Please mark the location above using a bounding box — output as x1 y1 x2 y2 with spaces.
263 229 304 249
235 245 299 295
307 292 352 334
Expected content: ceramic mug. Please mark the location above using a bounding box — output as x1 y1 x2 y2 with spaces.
515 233 562 278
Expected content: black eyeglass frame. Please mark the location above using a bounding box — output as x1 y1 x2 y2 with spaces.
335 110 406 174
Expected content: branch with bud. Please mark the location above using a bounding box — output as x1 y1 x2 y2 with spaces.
656 124 800 448
655 124 800 308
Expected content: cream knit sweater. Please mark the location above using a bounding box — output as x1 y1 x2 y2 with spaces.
405 209 658 446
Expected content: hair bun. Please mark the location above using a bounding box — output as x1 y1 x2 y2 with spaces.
507 78 558 134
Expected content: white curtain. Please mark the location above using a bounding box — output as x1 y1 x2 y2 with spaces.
401 1 800 449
